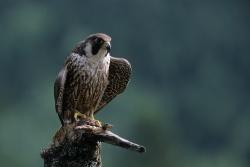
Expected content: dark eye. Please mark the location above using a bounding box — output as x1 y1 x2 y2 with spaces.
95 38 103 45
92 38 103 55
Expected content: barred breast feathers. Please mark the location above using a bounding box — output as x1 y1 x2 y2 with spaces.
63 52 110 114
67 52 110 74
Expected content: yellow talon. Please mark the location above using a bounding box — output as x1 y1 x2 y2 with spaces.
74 112 102 127
94 120 102 127
74 111 87 121
90 114 102 127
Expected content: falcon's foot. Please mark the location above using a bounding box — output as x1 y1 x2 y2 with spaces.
84 120 113 130
74 111 102 127
74 111 88 121
83 118 102 128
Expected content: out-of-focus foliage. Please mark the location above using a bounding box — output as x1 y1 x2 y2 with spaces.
0 0 250 167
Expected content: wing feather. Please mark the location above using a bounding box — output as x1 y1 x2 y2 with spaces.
95 56 132 113
54 66 68 125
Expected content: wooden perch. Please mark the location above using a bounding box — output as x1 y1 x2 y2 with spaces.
41 120 146 167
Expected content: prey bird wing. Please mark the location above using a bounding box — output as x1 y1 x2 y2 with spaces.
54 66 68 125
95 56 132 113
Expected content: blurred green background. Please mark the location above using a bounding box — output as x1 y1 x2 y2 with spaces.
0 0 250 167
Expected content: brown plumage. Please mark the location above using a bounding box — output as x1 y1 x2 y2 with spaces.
54 33 131 125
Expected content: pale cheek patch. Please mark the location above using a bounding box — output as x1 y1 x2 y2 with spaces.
85 43 92 57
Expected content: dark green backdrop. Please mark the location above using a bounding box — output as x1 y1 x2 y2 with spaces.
0 0 250 167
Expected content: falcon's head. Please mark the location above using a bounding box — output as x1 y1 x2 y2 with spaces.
72 33 112 59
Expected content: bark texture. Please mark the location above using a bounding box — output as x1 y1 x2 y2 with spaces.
41 121 145 167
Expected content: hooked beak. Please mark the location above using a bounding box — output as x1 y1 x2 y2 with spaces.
104 42 111 53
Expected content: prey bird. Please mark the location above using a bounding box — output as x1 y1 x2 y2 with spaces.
54 33 131 127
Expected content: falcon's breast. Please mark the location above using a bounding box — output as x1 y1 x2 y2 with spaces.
63 53 110 118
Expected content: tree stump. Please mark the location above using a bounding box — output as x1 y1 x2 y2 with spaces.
41 120 145 167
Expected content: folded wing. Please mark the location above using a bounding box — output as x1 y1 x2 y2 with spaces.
95 56 132 113
54 66 68 125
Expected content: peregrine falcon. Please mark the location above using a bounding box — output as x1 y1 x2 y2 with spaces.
54 33 131 126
